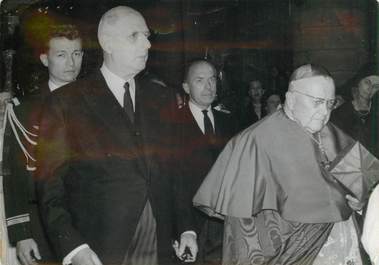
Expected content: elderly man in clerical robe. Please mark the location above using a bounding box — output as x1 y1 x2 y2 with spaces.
194 64 379 265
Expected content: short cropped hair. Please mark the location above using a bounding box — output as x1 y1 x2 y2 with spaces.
40 24 81 54
183 59 216 83
288 63 332 91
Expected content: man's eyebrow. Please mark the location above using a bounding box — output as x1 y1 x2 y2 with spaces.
130 30 150 36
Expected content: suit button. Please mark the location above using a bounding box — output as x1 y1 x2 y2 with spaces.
134 131 141 136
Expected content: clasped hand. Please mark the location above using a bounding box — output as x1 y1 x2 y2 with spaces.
346 194 364 211
172 233 198 263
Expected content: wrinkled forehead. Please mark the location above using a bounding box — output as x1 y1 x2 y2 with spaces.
118 12 148 33
188 62 216 79
290 76 335 98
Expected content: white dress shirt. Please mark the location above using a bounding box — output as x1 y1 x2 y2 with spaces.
100 63 136 109
48 80 61 92
188 101 215 134
362 185 379 265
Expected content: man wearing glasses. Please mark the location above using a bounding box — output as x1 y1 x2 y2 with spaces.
194 64 379 265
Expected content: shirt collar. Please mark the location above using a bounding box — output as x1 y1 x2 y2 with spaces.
48 80 62 92
189 101 212 114
100 63 135 108
188 101 214 134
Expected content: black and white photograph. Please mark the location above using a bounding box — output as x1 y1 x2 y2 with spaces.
0 1 379 265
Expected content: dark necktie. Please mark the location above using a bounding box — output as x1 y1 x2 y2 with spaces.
123 82 134 123
202 109 214 135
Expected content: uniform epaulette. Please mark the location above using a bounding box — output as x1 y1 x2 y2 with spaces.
213 105 231 114
4 103 38 171
11 97 20 106
151 78 167 87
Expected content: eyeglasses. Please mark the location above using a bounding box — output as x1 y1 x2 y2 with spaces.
292 90 337 110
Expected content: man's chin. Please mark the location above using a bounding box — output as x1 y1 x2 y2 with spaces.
61 73 79 81
135 57 147 68
133 63 147 74
306 123 326 134
62 78 77 83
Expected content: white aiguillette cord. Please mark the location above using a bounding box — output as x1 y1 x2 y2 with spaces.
3 99 38 171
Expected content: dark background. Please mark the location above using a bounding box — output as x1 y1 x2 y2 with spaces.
1 0 378 108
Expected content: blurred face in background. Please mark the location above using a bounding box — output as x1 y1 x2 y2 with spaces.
248 80 264 102
266 94 281 114
356 76 379 101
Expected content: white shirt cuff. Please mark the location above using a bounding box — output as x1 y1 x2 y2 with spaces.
62 244 90 265
181 230 197 239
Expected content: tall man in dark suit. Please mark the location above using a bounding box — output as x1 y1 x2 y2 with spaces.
173 60 235 264
3 24 83 265
35 6 195 265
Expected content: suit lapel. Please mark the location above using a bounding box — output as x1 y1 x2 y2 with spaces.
183 105 205 138
213 110 221 136
181 105 217 160
81 71 149 179
133 77 150 178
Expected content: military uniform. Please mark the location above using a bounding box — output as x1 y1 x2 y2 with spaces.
3 83 57 262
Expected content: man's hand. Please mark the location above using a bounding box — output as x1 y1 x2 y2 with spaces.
346 194 364 211
17 238 41 265
172 233 198 263
71 248 103 265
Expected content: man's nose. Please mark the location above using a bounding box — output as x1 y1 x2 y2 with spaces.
67 55 75 67
319 101 329 115
143 35 151 49
206 80 216 91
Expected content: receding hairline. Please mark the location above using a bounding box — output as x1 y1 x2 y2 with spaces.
184 60 216 83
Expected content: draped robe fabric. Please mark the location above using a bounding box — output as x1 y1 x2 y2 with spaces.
193 110 379 265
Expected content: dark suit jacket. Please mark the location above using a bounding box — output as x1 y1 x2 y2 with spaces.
238 100 264 131
3 83 56 261
172 105 235 235
331 100 379 158
36 70 178 265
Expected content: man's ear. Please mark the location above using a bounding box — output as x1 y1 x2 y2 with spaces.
40 54 48 67
182 82 190 95
285 91 295 110
98 34 113 54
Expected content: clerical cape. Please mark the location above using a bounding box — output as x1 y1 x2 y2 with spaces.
193 109 379 264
